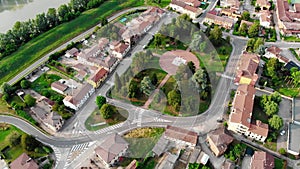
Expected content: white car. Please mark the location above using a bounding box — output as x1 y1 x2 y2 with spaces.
280 130 286 136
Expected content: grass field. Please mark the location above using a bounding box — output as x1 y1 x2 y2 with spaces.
0 0 145 85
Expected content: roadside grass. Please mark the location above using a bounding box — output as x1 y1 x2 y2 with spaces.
123 127 165 158
283 36 300 42
85 106 128 131
145 0 171 7
264 141 277 152
0 0 145 85
215 39 233 66
289 48 300 61
0 99 14 114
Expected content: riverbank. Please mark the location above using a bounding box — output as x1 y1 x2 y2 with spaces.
0 0 144 85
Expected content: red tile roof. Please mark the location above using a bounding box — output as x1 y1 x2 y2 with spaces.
51 81 68 92
10 153 39 169
251 151 274 169
165 125 198 145
89 68 108 83
230 84 256 128
249 120 269 137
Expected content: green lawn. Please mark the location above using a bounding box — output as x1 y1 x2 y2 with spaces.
274 158 286 169
31 73 64 102
215 39 233 66
0 0 145 85
85 106 129 131
252 97 268 123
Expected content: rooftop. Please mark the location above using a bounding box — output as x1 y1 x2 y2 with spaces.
250 151 274 169
10 153 39 169
288 123 300 155
165 125 198 145
94 133 129 163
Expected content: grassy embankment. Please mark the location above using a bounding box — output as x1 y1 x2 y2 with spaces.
0 0 145 85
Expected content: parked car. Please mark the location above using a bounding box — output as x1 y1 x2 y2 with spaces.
280 130 286 136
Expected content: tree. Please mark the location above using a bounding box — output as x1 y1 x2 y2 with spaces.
264 101 278 116
291 70 300 86
268 115 283 130
241 11 251 21
20 80 30 89
271 92 282 103
46 8 58 28
150 73 158 86
22 135 41 151
238 23 248 35
100 104 116 119
192 69 208 91
24 94 36 107
209 26 222 46
187 61 196 74
167 90 181 111
140 76 155 96
153 33 163 48
266 58 280 79
114 73 122 90
253 38 264 51
2 93 9 102
248 22 260 38
279 148 286 155
199 41 207 52
96 96 106 109
0 82 13 94
8 132 21 147
128 81 138 98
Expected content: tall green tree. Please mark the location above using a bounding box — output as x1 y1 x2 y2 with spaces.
238 23 248 35
167 90 181 111
24 94 36 107
209 26 222 46
241 11 251 21
140 76 155 96
268 115 283 130
248 22 260 38
100 104 116 119
114 73 122 90
150 73 158 86
20 80 30 89
96 96 106 109
264 101 279 116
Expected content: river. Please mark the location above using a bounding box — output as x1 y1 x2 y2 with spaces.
0 0 70 33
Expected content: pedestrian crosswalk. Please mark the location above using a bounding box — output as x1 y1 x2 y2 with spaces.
93 122 125 135
52 146 61 162
153 117 171 123
66 142 95 165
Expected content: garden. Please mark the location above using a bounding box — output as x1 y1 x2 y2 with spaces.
0 123 52 164
259 57 300 97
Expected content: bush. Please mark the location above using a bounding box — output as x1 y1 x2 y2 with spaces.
279 148 286 155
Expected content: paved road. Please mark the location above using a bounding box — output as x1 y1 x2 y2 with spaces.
7 6 148 86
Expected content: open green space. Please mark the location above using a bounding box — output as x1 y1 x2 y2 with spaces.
215 39 233 66
146 35 188 52
0 0 145 85
123 127 165 158
85 106 128 131
279 88 300 97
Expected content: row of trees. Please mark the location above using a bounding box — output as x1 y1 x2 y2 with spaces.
0 0 107 59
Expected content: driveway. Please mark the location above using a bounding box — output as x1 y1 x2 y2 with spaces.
277 98 292 151
241 156 251 169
